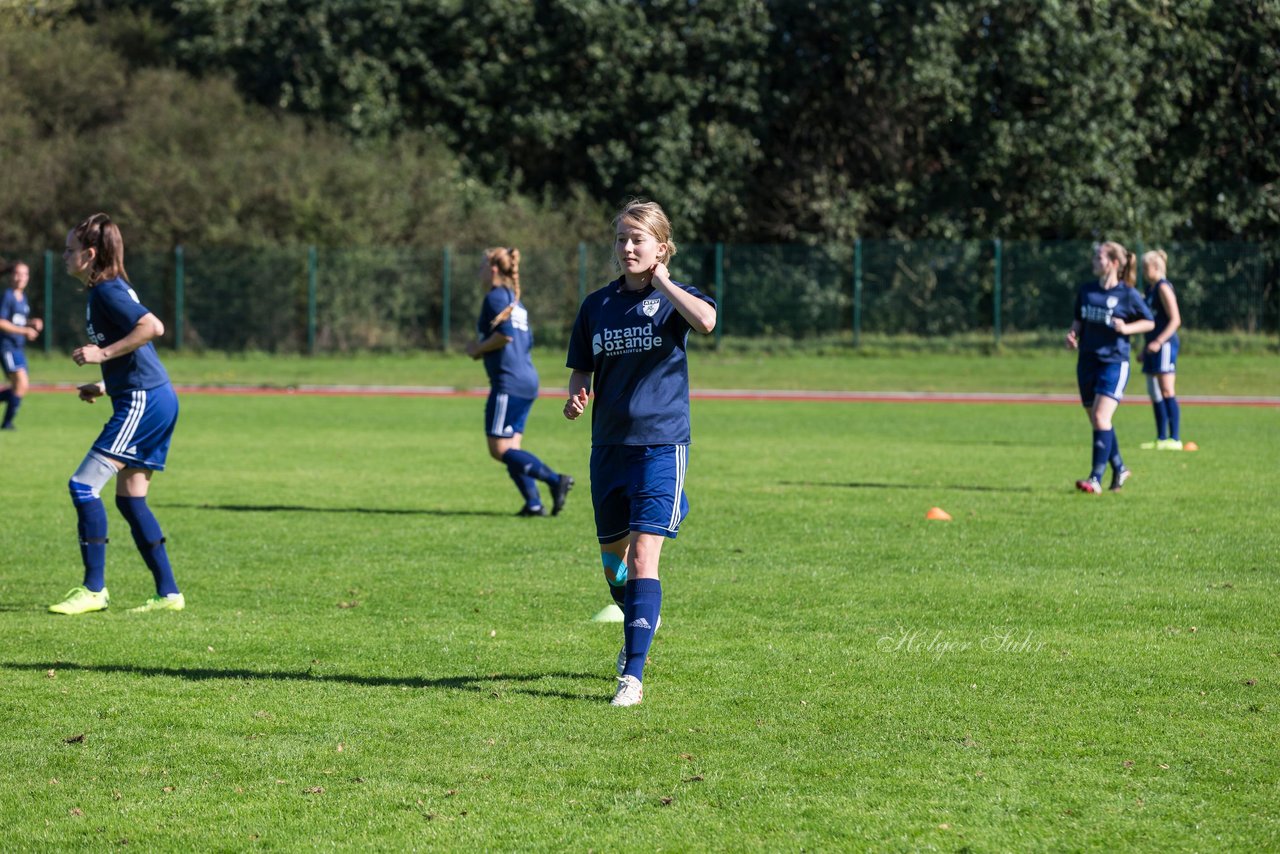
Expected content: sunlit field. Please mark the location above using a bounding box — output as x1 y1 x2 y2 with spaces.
1 365 1276 849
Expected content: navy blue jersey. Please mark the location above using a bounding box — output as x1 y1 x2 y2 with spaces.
477 287 539 398
86 276 170 396
1144 278 1179 345
1 288 32 350
1073 280 1153 363
566 277 716 446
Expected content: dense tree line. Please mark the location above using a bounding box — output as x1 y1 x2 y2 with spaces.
5 2 1279 250
0 12 603 250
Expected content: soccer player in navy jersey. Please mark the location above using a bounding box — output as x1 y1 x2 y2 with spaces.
1065 241 1155 494
48 213 185 615
0 261 43 430
563 199 717 707
466 246 573 517
1137 250 1184 451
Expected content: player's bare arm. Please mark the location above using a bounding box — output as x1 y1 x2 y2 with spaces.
73 313 164 366
1113 317 1155 337
649 262 716 334
1147 284 1182 353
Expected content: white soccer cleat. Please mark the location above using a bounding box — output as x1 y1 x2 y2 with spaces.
1075 477 1103 495
610 675 644 707
616 614 660 676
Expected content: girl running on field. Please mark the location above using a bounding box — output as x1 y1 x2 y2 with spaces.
466 246 574 517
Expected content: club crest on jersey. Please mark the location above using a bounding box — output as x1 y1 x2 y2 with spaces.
1106 296 1119 308
641 298 661 318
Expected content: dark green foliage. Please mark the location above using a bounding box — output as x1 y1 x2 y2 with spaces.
0 16 604 251
157 0 769 240
3 2 1277 281
65 0 1279 244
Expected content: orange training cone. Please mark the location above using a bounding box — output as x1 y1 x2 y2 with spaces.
925 507 953 521
1183 441 1199 451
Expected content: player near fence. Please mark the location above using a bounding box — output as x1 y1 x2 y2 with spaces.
48 213 185 615
1065 241 1155 494
0 261 43 430
1138 249 1184 450
466 247 574 517
563 199 717 707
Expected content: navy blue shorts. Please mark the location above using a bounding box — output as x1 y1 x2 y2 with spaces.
1077 357 1130 408
484 390 536 438
2 347 27 375
91 383 179 471
590 444 690 544
1141 337 1179 375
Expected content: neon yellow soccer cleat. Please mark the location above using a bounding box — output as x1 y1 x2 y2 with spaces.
129 593 186 613
49 586 110 615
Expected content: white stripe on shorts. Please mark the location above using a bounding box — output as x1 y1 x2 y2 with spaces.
491 392 508 436
667 444 687 532
1160 342 1172 373
111 389 147 455
2 351 14 373
1115 360 1129 400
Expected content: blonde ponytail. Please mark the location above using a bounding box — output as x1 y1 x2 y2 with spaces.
486 247 522 329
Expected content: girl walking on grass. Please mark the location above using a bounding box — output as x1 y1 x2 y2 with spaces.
1065 241 1155 494
0 261 43 430
563 199 717 707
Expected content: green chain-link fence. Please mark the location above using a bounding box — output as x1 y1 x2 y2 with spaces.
5 241 1275 354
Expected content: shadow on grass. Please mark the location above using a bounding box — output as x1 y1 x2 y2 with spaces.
163 502 511 518
1 661 602 702
782 480 1033 494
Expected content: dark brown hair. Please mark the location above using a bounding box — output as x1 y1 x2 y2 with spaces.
73 213 129 284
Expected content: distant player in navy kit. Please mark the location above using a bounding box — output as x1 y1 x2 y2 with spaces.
1138 249 1184 450
0 261 44 430
49 213 185 615
564 199 717 707
1065 241 1155 494
466 247 574 517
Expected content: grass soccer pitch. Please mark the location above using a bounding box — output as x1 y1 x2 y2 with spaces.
1 385 1277 850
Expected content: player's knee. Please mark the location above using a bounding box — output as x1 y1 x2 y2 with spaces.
69 452 117 504
115 493 143 515
601 551 627 587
